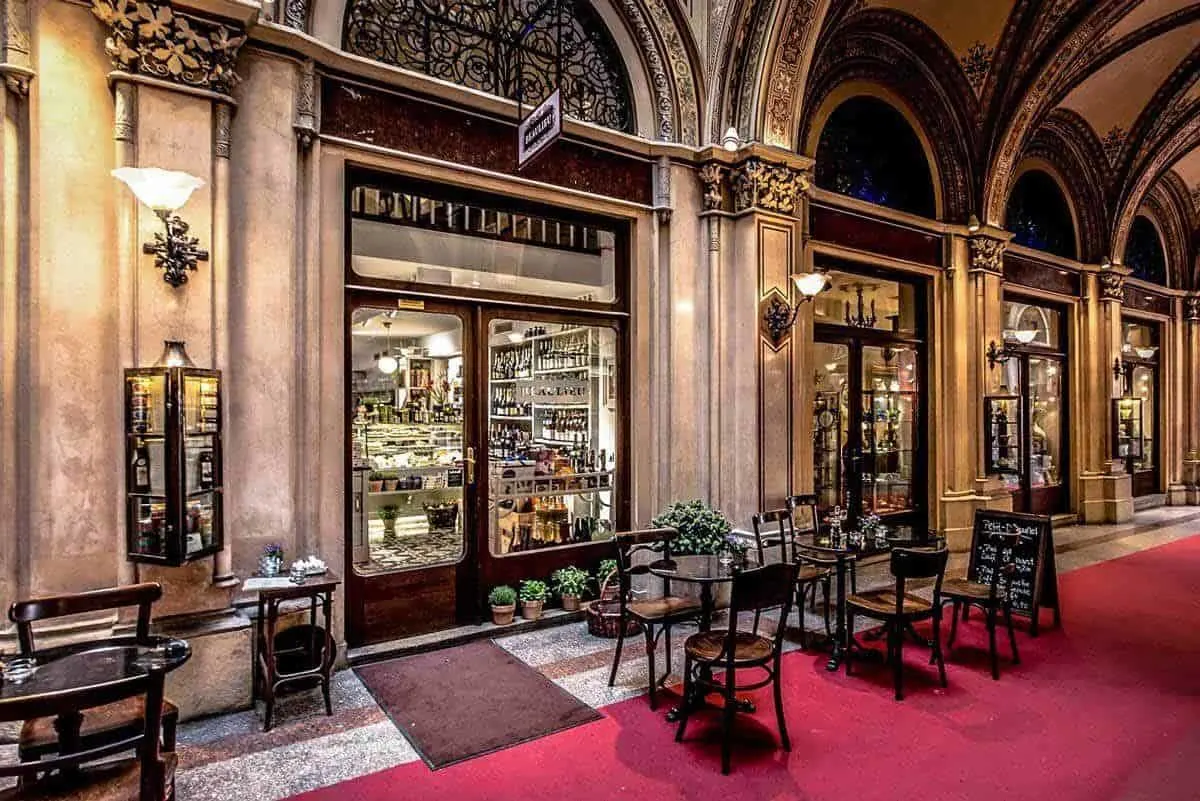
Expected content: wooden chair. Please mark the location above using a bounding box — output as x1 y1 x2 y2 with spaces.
941 530 1021 679
606 528 703 710
750 508 832 645
0 665 175 800
675 561 802 774
787 494 859 592
8 584 179 762
845 546 949 701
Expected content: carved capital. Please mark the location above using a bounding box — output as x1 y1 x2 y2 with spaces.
967 235 1006 275
653 155 672 223
2 0 33 94
1098 269 1125 303
91 0 247 96
731 158 809 216
294 59 317 150
3 70 29 96
1185 294 1200 323
696 163 725 211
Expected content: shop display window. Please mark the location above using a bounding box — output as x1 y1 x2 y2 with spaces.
811 271 918 336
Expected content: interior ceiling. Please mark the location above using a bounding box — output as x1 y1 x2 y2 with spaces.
868 0 1015 58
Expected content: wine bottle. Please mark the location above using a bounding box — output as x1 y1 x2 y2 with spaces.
198 449 214 490
133 445 151 493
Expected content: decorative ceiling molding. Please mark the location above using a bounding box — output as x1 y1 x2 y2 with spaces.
639 0 701 146
1140 171 1193 289
960 41 993 96
762 0 823 147
1025 108 1110 264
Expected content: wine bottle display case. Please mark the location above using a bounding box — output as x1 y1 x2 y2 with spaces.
124 366 224 565
1112 397 1144 461
984 394 1022 476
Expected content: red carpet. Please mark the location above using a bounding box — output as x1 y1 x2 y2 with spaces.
294 537 1200 800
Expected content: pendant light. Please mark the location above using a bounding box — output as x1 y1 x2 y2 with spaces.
377 320 399 375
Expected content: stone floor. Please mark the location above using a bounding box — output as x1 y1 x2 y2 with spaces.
354 525 463 574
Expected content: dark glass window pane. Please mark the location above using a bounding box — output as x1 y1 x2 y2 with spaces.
1123 216 1167 286
814 97 936 218
1005 171 1077 260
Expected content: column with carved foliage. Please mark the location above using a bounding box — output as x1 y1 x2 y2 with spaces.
1182 295 1200 503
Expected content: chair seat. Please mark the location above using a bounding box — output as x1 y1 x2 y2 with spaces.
796 564 831 583
628 595 702 622
684 630 774 664
940 578 994 602
19 697 178 755
0 754 176 801
846 589 932 618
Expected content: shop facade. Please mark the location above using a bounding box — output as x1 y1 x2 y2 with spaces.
2 0 1199 711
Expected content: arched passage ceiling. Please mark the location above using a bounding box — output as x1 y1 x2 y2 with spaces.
718 0 1200 283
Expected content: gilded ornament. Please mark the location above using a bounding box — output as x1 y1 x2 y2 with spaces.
731 159 809 215
697 163 726 211
1185 295 1200 322
968 236 1005 274
1098 270 1125 303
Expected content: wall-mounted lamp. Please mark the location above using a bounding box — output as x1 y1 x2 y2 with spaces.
153 340 195 368
762 270 832 345
986 328 1037 370
113 167 208 288
966 214 982 233
1113 357 1133 394
722 126 740 151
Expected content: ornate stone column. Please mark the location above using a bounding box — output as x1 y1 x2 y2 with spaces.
697 145 812 525
1182 294 1200 503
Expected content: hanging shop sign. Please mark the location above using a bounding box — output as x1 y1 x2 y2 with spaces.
518 89 562 169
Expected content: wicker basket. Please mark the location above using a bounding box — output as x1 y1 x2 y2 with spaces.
585 568 641 638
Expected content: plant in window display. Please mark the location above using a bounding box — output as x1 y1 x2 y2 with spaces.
519 580 549 620
552 566 590 611
489 585 518 626
377 505 400 546
651 500 732 556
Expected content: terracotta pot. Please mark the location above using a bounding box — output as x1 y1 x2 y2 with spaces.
520 599 544 621
491 604 516 626
383 479 398 491
369 481 384 493
561 595 581 612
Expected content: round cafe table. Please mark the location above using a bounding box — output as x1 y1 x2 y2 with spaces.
647 553 759 721
0 635 191 752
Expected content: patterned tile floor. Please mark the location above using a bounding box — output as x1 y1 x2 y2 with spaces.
354 526 463 575
12 508 1200 801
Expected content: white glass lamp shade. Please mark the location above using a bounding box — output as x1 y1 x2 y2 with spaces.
1135 346 1158 359
377 353 399 375
792 271 831 299
1012 328 1037 345
112 167 205 213
722 127 740 151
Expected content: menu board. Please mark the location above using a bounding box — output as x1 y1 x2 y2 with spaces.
967 510 1060 635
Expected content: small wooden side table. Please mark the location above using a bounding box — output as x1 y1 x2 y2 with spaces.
247 572 340 732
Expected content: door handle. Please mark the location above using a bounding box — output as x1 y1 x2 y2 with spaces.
465 446 476 485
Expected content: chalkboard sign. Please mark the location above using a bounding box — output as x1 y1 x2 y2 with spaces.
967 510 1060 635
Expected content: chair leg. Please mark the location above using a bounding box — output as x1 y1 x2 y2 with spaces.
987 606 1000 680
322 677 333 716
753 609 761 634
892 623 904 701
850 562 858 594
933 612 947 688
947 600 960 648
822 578 832 637
608 626 625 687
845 610 855 676
721 671 737 775
772 661 791 753
664 625 673 680
161 707 178 752
645 627 658 709
675 655 692 742
1005 604 1021 665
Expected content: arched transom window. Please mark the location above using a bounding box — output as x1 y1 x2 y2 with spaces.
1123 216 1168 286
344 0 635 133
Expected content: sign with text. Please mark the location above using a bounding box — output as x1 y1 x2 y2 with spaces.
967 510 1060 635
518 89 562 169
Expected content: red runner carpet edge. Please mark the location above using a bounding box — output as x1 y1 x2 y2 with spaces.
292 535 1200 801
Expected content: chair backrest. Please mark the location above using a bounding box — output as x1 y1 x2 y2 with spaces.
612 528 678 606
786 494 820 535
889 546 949 612
723 561 801 664
0 667 168 800
9 582 163 655
750 508 792 564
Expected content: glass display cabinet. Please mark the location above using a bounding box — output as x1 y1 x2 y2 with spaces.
1112 397 1144 462
984 394 1022 475
125 354 223 565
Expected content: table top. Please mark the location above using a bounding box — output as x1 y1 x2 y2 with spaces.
245 571 341 598
647 554 761 584
0 635 190 721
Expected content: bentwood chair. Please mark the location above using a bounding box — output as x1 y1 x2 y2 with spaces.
846 546 949 701
750 508 832 645
941 529 1021 679
675 561 802 774
0 663 176 800
607 528 703 710
8 584 180 762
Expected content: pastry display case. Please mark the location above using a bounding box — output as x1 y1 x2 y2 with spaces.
984 394 1022 475
125 354 223 565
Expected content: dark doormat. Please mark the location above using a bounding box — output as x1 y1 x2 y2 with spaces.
355 639 602 769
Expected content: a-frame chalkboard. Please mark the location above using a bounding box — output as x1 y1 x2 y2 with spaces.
967 510 1060 636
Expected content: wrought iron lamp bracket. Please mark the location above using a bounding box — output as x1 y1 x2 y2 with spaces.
985 340 1014 371
144 210 209 288
1113 358 1133 395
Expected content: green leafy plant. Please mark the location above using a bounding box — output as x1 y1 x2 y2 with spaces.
651 499 732 555
376 505 399 521
488 585 517 606
552 566 590 599
519 579 549 602
597 559 618 580
368 471 386 482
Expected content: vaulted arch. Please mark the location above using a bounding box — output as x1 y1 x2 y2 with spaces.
1124 215 1169 286
1005 166 1079 260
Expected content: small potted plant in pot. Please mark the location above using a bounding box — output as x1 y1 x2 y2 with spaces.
518 579 549 621
377 505 400 547
368 471 385 493
259 543 284 577
488 585 517 626
651 499 732 555
552 566 590 611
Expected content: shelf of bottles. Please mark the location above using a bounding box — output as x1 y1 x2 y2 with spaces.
488 323 616 556
125 366 223 565
1112 397 1144 461
812 391 843 513
984 394 1022 476
860 388 916 514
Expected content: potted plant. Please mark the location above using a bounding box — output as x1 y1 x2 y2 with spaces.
259 543 284 577
651 499 732 555
368 471 385 493
518 579 549 621
377 505 400 547
382 473 399 492
488 585 517 626
552 566 590 611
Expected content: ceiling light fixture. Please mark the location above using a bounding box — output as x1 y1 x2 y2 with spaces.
377 321 399 375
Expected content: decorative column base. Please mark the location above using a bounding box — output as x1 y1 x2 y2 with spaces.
1078 467 1133 524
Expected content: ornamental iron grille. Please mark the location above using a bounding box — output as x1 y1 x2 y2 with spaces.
343 0 634 133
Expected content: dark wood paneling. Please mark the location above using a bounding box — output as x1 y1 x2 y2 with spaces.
1003 253 1081 296
1123 285 1173 317
809 204 943 267
322 80 653 205
354 565 459 643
